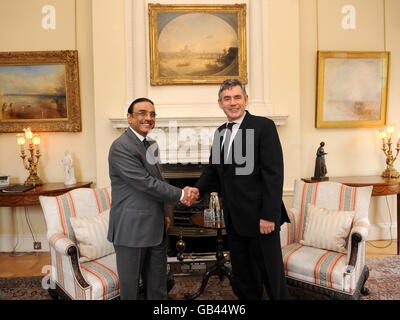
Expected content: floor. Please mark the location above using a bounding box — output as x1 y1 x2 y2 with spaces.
365 239 397 258
0 240 396 278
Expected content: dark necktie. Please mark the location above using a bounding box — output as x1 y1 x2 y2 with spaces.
143 138 150 149
223 122 235 162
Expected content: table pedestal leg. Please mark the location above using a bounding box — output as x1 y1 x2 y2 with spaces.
184 229 233 300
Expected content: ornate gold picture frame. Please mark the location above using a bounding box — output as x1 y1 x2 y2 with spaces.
316 51 389 128
0 50 81 133
149 4 247 85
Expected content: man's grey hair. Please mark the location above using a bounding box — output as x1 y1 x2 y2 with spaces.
218 79 247 100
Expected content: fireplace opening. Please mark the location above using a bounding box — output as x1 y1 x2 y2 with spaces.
162 163 229 257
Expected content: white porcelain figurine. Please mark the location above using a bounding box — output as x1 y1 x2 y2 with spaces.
63 150 76 185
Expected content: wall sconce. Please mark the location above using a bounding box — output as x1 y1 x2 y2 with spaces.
16 128 43 186
379 124 400 178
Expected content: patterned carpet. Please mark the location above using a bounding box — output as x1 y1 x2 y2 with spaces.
1 256 399 300
360 256 400 300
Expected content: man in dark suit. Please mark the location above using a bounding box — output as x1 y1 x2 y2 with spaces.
191 79 290 300
107 97 194 300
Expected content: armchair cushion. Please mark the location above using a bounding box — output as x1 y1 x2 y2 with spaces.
282 243 350 292
39 187 112 243
300 204 355 253
283 180 373 298
70 209 115 262
39 187 118 300
81 254 120 300
292 180 373 243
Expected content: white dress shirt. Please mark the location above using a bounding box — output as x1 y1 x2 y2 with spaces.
221 112 246 157
129 126 146 142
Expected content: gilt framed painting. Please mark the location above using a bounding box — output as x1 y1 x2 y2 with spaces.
316 51 389 128
0 50 81 132
149 4 247 85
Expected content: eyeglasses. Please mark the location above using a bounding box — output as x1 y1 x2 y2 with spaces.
131 110 157 118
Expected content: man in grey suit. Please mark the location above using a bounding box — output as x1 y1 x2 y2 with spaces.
107 97 195 300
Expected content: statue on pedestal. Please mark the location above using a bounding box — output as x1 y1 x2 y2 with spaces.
312 142 328 181
63 150 76 185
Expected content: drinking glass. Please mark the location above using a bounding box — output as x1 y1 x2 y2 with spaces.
203 208 214 222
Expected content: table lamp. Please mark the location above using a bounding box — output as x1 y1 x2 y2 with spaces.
17 128 43 186
379 124 400 178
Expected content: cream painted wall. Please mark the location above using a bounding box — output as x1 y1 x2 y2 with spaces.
317 0 385 51
299 0 400 238
300 0 386 178
0 0 96 250
1 0 399 252
268 0 302 195
92 0 126 189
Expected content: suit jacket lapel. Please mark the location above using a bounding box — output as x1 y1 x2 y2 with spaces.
125 129 162 179
217 125 225 170
148 139 164 180
224 111 252 175
239 110 252 130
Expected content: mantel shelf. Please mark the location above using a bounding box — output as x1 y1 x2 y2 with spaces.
109 115 288 129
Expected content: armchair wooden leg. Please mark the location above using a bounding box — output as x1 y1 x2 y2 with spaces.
47 288 59 300
47 279 59 300
360 265 370 296
361 287 370 296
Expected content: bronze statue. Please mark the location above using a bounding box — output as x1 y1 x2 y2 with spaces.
312 142 328 181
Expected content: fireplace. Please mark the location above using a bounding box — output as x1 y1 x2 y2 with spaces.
162 163 228 256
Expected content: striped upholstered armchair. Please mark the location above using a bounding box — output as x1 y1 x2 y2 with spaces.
39 187 120 300
280 180 373 299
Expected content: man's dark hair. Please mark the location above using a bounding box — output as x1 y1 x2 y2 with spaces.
127 97 154 114
218 79 247 101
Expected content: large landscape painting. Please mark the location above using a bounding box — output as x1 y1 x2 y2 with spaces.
0 50 81 132
149 4 247 85
0 64 67 121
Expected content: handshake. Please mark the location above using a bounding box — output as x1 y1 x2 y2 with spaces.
181 186 200 206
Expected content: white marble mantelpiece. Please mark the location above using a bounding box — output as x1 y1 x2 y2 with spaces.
109 114 288 129
110 114 287 163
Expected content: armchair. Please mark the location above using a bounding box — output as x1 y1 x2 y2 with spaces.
39 187 119 300
280 180 373 299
